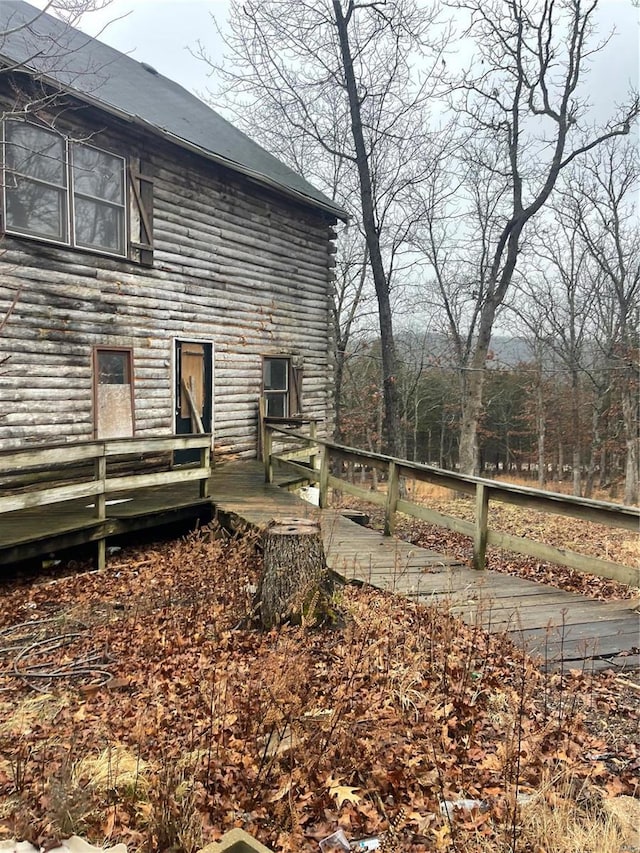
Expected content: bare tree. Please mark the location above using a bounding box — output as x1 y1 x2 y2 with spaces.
415 0 639 475
200 0 447 455
565 142 640 504
518 209 598 496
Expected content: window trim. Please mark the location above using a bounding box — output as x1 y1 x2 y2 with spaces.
3 119 128 259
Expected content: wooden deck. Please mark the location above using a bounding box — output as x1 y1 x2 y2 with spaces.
0 484 212 565
1 459 638 672
210 462 639 673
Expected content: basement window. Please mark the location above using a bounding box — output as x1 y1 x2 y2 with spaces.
3 120 126 256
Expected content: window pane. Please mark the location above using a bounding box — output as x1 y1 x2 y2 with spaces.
263 358 288 391
265 393 286 418
6 122 66 185
72 144 124 202
97 350 130 384
6 178 67 240
75 197 124 253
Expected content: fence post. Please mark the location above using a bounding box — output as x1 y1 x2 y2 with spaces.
384 460 399 536
258 396 267 461
200 442 211 499
263 426 273 483
319 445 330 508
95 444 107 571
309 419 318 471
473 481 489 569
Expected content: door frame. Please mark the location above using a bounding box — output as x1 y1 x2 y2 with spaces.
172 337 214 444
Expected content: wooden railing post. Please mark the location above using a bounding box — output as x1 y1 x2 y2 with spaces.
264 424 274 483
95 444 107 571
258 396 267 461
200 443 211 499
473 481 489 570
309 419 318 471
319 445 330 508
384 460 399 536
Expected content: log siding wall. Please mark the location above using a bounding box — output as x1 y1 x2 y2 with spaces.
0 101 336 456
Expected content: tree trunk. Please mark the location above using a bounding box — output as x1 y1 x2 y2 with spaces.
570 370 582 496
622 388 639 505
258 518 333 629
459 370 485 476
585 395 605 498
333 0 402 456
536 376 546 489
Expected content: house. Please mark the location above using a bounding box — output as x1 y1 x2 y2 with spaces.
0 1 345 457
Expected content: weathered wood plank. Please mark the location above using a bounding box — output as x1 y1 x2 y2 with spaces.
487 528 640 587
0 481 103 513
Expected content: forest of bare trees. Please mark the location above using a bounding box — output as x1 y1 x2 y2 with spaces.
207 0 638 504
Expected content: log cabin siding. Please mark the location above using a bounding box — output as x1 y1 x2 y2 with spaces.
0 104 336 455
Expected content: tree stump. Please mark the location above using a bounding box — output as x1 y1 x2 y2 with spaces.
257 517 334 630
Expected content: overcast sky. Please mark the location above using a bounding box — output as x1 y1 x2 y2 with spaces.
31 0 640 123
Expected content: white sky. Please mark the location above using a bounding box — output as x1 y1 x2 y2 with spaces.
67 0 229 96
31 0 638 123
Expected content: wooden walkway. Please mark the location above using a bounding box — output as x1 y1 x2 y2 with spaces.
1 459 638 672
211 462 640 673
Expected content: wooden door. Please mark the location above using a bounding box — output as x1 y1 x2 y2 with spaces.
175 340 212 460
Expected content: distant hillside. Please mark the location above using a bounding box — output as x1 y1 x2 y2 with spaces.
393 332 534 369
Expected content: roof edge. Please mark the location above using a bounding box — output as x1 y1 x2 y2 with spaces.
0 56 349 223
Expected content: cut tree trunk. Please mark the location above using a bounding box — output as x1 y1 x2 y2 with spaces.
258 517 334 630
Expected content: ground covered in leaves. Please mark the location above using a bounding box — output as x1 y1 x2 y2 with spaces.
0 524 638 853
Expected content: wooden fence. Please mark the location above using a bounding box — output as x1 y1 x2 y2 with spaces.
262 421 640 588
0 434 212 569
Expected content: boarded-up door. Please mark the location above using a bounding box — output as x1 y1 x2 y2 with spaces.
175 340 212 461
94 348 134 439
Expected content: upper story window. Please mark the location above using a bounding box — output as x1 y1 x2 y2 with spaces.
3 120 126 256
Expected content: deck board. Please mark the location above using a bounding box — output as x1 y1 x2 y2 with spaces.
1 458 638 672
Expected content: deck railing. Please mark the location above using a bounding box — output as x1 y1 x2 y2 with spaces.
0 434 212 568
263 422 640 588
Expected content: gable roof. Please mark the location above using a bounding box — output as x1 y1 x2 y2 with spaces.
0 1 347 221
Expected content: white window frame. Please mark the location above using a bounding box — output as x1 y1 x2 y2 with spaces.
3 119 127 258
263 356 290 418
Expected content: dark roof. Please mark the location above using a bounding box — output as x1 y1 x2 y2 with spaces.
0 1 346 220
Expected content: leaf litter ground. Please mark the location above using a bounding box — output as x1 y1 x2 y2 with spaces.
0 522 638 853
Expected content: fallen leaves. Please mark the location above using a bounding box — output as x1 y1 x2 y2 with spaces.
0 521 637 853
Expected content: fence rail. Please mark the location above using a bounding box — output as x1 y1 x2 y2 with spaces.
263 422 640 588
0 434 212 569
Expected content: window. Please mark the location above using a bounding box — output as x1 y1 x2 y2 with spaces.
4 121 126 256
94 348 134 438
263 357 289 418
262 356 304 418
97 349 131 385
